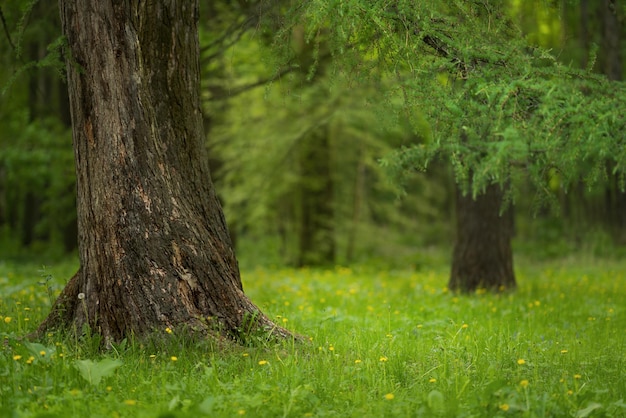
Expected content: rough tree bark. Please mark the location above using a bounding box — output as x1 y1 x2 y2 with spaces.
35 0 291 346
449 182 516 293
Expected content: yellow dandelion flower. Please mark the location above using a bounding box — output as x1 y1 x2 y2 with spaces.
13 355 22 361
329 345 334 351
123 399 137 406
567 390 573 395
4 317 11 324
26 356 34 364
258 360 268 365
517 359 526 365
165 327 172 334
170 356 178 362
39 351 46 356
520 379 529 388
106 386 112 391
499 404 510 411
242 353 249 357
462 324 469 329
560 349 568 354
354 359 362 364
429 378 437 383
379 356 388 362
574 374 582 379
237 410 246 415
384 393 395 400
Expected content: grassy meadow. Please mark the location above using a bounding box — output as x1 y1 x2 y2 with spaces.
0 256 625 417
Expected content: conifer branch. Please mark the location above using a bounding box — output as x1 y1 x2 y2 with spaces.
0 6 16 51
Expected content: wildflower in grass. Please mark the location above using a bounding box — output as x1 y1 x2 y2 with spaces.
282 318 288 323
416 324 423 329
329 345 334 351
26 356 34 364
429 378 437 383
165 327 172 334
170 356 178 362
13 355 22 361
384 393 394 400
4 317 11 324
258 360 268 365
354 359 362 364
520 379 529 388
574 374 581 379
77 293 85 300
499 404 510 411
517 359 526 365
567 390 573 395
379 356 388 362
237 410 246 415
39 351 46 356
462 324 469 329
560 349 568 354
242 353 249 357
149 354 156 359
124 399 137 406
106 386 112 391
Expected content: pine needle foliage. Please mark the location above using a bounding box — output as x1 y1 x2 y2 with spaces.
278 0 626 206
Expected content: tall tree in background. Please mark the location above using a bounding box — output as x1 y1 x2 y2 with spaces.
0 0 76 255
36 0 290 345
286 1 625 291
450 182 515 292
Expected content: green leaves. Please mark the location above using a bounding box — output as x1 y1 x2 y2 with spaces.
74 358 123 386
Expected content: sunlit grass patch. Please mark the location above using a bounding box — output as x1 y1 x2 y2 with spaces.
0 257 625 417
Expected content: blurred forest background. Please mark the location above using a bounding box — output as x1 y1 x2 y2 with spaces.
1 0 625 268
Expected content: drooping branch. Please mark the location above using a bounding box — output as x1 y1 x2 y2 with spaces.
0 6 16 51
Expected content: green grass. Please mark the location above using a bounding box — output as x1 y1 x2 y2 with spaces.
1 257 625 417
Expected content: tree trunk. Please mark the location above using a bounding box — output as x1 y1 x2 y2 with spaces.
297 127 335 267
449 182 516 293
36 0 291 346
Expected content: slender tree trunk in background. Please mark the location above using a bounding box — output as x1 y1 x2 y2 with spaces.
598 0 626 244
449 182 516 293
346 148 365 263
297 128 335 267
36 0 291 346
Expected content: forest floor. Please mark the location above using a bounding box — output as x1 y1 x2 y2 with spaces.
1 255 625 417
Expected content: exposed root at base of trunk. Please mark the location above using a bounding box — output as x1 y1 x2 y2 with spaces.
30 270 307 349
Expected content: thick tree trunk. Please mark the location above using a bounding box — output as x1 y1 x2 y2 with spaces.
449 183 516 293
36 0 290 346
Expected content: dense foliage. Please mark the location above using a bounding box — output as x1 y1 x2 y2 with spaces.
1 0 625 263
